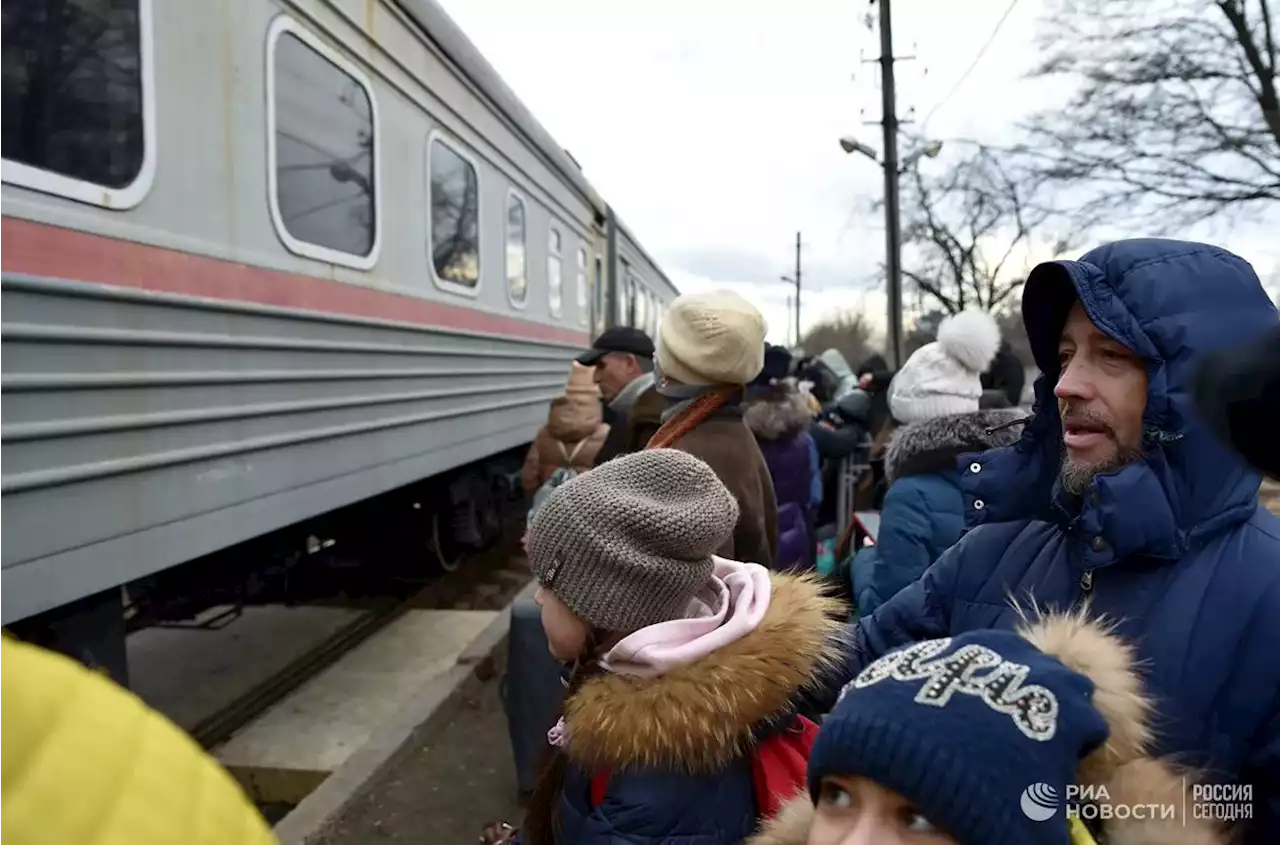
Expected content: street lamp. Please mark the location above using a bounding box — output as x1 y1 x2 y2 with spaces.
839 134 942 368
838 136 942 174
781 274 800 345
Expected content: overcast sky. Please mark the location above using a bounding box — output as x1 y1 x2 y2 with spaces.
436 0 1280 345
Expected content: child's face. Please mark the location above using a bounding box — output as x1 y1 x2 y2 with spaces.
808 775 956 845
535 586 590 661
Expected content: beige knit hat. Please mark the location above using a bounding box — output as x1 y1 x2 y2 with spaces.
656 290 768 386
526 449 740 634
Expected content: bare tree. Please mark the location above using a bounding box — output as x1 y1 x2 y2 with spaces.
1021 0 1279 228
898 142 1068 315
801 312 878 369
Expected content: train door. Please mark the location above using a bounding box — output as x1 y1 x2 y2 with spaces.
634 281 648 334
593 253 605 336
617 262 632 326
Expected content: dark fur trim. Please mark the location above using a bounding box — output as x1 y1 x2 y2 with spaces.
744 390 813 440
885 408 1027 482
561 572 847 773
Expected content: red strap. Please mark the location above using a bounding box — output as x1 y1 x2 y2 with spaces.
751 716 819 819
587 715 819 820
590 768 610 808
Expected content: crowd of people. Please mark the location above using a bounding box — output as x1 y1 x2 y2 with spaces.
498 237 1280 845
3 238 1278 845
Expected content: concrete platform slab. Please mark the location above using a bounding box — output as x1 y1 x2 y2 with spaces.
215 609 498 803
127 605 365 731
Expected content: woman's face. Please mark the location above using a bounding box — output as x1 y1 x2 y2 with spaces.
808 775 957 845
535 586 590 661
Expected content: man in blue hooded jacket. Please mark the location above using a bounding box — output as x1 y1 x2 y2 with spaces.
816 239 1280 841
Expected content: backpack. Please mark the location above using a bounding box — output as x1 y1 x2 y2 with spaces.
587 714 819 820
528 439 589 527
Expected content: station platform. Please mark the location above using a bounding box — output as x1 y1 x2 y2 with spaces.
213 608 500 808
311 657 523 844
128 605 365 732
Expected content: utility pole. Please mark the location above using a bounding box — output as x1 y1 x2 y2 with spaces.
875 0 904 369
786 294 793 347
793 231 802 347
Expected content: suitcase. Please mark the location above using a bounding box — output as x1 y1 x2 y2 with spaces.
501 597 567 796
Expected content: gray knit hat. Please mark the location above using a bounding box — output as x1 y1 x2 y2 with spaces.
526 449 740 634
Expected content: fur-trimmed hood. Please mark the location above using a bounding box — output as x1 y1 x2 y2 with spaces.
561 572 846 773
884 407 1027 483
744 389 814 440
748 609 1230 845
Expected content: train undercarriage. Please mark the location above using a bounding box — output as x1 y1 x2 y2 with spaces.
5 446 528 688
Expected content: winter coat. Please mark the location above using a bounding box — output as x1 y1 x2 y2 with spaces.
2 638 277 845
551 572 844 845
822 239 1280 841
665 401 780 567
522 394 610 497
594 372 655 465
616 385 666 458
745 389 822 570
849 409 1026 617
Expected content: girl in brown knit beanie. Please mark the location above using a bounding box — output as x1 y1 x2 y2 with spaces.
484 449 846 845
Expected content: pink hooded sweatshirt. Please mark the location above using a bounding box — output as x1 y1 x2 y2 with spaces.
600 556 773 677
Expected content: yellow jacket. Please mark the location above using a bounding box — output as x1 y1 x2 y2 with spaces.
2 637 277 845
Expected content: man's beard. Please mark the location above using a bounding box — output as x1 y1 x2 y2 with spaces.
1059 406 1144 496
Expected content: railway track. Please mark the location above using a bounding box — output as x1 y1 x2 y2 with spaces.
152 533 533 753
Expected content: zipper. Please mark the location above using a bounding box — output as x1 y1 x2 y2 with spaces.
1080 569 1094 592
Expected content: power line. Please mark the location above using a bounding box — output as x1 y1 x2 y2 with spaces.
920 0 1021 130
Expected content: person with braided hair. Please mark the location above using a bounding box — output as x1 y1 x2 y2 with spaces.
482 449 846 845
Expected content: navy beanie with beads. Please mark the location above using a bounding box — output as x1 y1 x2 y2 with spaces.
807 629 1110 845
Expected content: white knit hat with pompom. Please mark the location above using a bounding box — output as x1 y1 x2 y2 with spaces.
889 309 1002 424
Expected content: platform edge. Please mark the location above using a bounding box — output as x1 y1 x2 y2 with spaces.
273 578 539 845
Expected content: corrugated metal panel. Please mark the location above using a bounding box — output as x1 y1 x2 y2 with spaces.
1 275 574 622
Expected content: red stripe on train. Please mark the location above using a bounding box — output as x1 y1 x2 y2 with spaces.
1 217 591 346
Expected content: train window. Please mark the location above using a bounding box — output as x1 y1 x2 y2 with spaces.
428 135 481 291
576 249 589 327
268 17 379 269
547 226 563 318
1 0 156 209
506 190 528 306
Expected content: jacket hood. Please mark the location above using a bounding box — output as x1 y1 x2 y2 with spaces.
744 388 813 440
561 572 846 773
818 349 853 379
749 609 1229 845
960 239 1276 560
547 393 603 441
884 408 1026 483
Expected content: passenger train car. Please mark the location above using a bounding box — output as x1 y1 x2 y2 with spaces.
0 0 678 676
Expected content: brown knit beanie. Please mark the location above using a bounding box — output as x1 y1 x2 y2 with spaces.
526 449 740 634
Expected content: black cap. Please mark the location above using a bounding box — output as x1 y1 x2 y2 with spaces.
576 326 655 366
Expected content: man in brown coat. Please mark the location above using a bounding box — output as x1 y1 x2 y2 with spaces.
646 290 779 567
